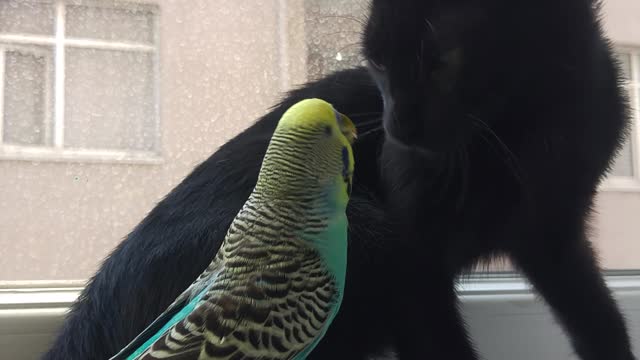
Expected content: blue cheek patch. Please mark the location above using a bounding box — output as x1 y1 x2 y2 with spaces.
341 146 352 196
341 146 349 178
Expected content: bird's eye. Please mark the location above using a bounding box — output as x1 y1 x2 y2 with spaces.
324 125 332 137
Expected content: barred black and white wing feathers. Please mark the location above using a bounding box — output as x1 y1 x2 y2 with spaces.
135 204 340 360
109 258 225 360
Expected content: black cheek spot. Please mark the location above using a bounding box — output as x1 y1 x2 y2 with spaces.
324 125 332 137
342 146 352 197
341 147 350 178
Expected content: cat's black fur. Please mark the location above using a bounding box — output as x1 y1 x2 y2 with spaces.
44 0 635 359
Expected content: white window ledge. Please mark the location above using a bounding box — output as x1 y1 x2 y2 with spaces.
1 274 639 359
457 271 640 296
0 145 163 165
601 177 640 192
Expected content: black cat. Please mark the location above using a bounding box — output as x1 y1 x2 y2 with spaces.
44 1 635 359
365 1 634 359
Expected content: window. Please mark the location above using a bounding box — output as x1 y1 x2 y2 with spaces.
605 49 640 190
0 0 160 163
0 0 636 280
304 0 367 80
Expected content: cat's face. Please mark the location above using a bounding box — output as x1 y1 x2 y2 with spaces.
363 0 517 153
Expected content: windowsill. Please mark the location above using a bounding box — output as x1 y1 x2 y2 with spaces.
2 272 639 308
1 274 639 360
600 177 640 192
0 145 163 165
457 271 640 296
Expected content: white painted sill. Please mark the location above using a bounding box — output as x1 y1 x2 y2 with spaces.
600 177 640 192
1 274 639 360
0 146 164 165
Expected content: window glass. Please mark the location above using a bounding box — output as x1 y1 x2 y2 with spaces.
0 0 55 35
0 1 639 283
0 0 159 160
65 4 154 44
65 48 155 151
608 51 638 181
3 46 54 146
304 0 367 80
612 137 635 177
617 52 632 81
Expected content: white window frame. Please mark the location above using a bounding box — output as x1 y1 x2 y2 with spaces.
2 274 640 360
602 47 640 192
0 0 162 164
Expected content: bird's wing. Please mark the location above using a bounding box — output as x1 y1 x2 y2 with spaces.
108 260 224 360
136 215 339 359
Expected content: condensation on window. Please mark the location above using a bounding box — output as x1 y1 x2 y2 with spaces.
65 48 155 151
3 46 54 146
304 0 369 80
0 1 293 281
66 4 155 44
0 0 55 35
1 0 639 284
0 1 158 154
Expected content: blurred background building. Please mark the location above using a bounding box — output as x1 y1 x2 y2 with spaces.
0 0 638 281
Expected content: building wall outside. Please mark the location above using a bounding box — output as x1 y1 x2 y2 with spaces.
0 0 638 281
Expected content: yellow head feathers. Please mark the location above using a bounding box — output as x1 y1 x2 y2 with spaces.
276 99 357 144
254 98 356 202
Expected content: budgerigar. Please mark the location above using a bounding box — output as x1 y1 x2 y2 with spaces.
109 98 356 360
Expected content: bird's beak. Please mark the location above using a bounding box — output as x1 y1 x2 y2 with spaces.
338 113 357 144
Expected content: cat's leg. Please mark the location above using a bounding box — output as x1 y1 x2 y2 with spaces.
511 224 636 360
307 290 392 360
392 272 479 360
307 340 371 360
306 318 384 360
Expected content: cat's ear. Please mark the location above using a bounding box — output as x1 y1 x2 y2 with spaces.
423 3 487 88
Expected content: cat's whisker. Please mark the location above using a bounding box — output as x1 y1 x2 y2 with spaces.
357 124 383 132
317 30 365 38
348 112 383 119
476 129 524 187
356 125 384 139
353 117 383 128
468 114 526 188
313 14 367 27
335 42 364 55
424 18 437 36
468 114 512 157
